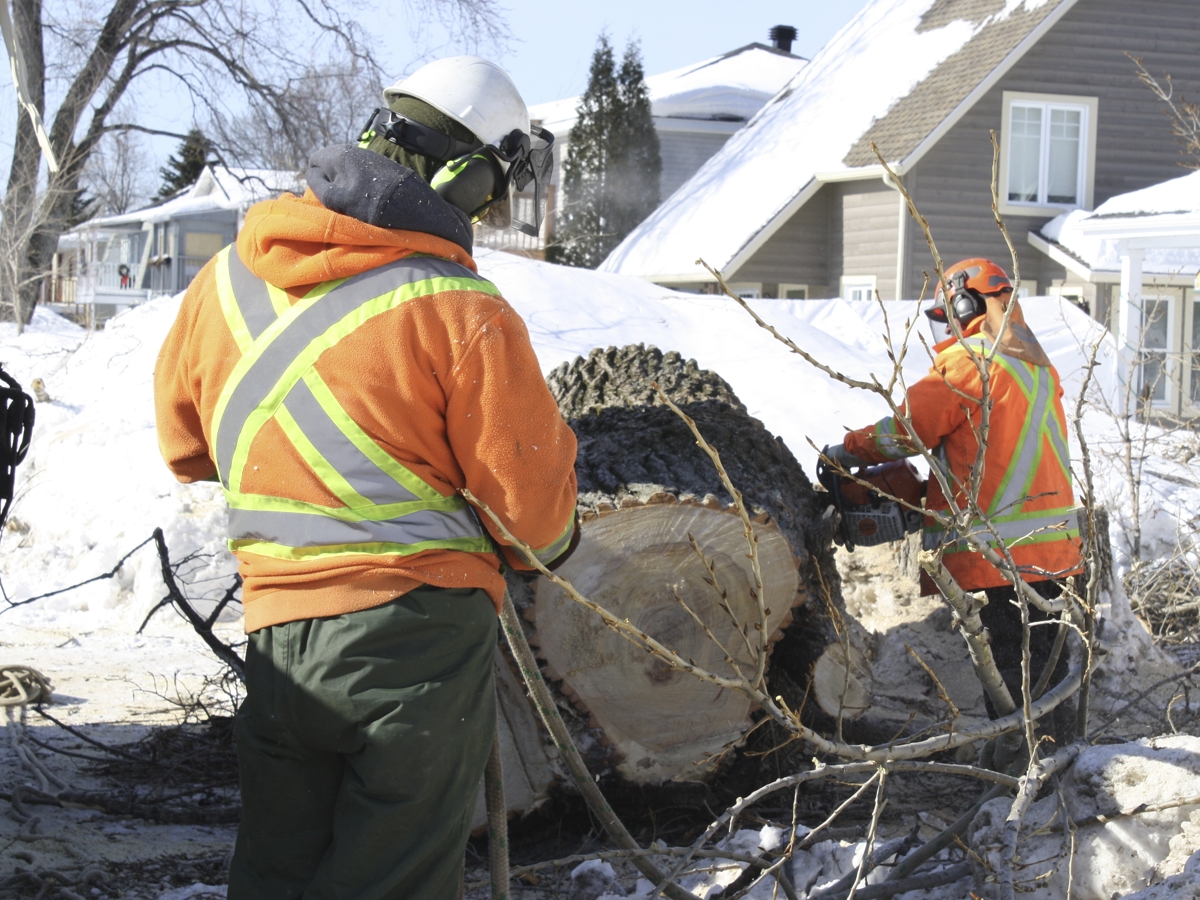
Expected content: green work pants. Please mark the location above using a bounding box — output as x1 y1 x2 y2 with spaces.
227 585 497 900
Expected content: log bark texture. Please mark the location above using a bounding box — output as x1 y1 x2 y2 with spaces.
520 345 861 784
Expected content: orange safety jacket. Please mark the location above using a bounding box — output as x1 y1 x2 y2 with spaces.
844 314 1082 594
155 187 578 632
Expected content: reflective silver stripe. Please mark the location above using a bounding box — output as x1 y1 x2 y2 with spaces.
228 502 485 547
228 250 278 341
923 508 1079 551
215 257 486 481
990 363 1054 517
534 521 574 562
282 376 422 505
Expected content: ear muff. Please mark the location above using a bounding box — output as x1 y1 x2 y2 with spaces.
431 151 504 222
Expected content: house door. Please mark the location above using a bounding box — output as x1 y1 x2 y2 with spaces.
1136 287 1199 416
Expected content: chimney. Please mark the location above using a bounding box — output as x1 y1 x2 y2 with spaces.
769 25 797 54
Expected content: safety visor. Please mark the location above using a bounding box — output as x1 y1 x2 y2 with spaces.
502 125 554 237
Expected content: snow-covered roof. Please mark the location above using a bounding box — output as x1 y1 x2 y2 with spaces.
601 0 1074 282
73 166 304 231
528 43 807 138
1032 170 1200 280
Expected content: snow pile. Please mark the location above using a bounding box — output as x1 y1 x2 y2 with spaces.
0 247 1188 628
971 736 1200 898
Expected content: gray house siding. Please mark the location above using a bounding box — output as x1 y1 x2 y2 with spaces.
835 180 901 300
735 185 833 295
658 130 736 201
904 0 1200 298
736 180 900 298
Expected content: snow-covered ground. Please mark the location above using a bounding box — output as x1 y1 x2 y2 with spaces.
1 249 1197 898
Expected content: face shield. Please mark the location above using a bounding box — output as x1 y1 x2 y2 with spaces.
496 125 554 237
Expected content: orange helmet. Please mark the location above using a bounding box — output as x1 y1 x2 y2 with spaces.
925 258 1013 326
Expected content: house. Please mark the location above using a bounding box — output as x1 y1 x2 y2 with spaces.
600 0 1200 307
476 29 807 258
53 166 302 326
1030 169 1200 416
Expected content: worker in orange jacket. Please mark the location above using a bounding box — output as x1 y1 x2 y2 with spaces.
825 259 1082 718
155 57 576 900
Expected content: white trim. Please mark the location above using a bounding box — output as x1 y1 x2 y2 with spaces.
998 91 1098 215
840 274 877 302
812 165 896 182
778 283 809 300
1026 230 1099 282
899 0 1082 173
653 116 743 134
724 177 825 277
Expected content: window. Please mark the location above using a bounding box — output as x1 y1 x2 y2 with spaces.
840 276 876 302
778 283 808 300
727 282 762 299
1134 289 1183 411
184 231 224 260
1001 92 1097 215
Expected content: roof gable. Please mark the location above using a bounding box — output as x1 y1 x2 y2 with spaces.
600 0 1073 282
843 0 1064 166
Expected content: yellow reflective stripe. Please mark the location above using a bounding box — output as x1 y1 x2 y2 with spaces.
230 536 493 560
273 404 374 510
224 489 465 522
265 283 291 317
226 275 499 492
214 246 253 355
302 370 441 501
987 359 1040 516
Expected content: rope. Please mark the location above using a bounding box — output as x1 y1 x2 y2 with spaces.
484 713 510 900
1 665 52 707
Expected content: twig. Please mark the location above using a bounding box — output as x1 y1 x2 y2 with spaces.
652 382 769 689
998 740 1086 900
0 534 156 614
495 591 697 900
149 528 245 682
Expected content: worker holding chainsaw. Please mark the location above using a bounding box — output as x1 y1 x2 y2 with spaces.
821 258 1082 720
155 57 578 900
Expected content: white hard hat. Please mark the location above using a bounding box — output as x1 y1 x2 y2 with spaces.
383 56 530 149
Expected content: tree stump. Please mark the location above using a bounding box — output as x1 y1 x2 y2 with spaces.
521 345 864 784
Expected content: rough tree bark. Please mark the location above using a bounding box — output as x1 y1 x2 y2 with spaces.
517 345 866 785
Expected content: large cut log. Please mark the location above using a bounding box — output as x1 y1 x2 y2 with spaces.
519 345 865 784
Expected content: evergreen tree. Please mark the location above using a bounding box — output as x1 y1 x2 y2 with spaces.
549 37 661 268
155 128 215 201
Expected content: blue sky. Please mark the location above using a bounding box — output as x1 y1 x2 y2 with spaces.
0 0 872 180
396 0 875 107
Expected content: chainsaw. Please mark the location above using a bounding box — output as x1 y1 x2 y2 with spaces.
816 454 925 550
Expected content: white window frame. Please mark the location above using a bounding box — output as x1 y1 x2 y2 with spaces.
840 275 877 302
1137 288 1182 412
999 91 1098 217
727 282 763 300
1179 288 1200 415
778 283 809 300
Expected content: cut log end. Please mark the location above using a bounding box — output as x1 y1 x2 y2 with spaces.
532 501 802 782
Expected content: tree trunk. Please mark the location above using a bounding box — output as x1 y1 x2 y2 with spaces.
516 345 867 785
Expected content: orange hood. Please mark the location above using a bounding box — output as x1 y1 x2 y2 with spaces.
237 188 477 294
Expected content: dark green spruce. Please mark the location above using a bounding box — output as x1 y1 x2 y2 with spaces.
549 37 662 269
155 129 216 201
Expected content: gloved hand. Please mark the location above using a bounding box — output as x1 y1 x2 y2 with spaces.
821 442 865 471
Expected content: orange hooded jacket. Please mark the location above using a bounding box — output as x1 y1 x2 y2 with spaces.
154 185 578 632
844 308 1082 593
